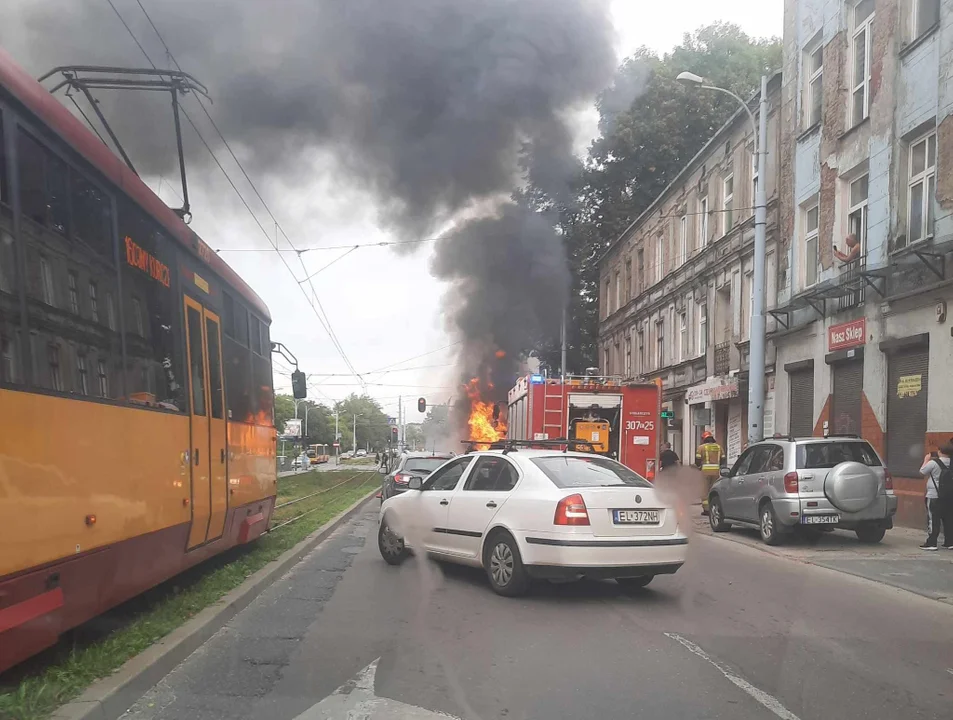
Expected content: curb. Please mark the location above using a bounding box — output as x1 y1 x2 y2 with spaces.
51 488 379 720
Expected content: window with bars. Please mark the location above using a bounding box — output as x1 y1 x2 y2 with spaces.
906 132 936 246
804 204 819 287
850 0 874 126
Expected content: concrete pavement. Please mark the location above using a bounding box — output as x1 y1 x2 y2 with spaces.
120 503 953 720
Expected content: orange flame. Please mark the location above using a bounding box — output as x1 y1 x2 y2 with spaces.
465 378 507 447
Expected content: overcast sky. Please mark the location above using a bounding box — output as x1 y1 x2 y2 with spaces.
2 0 782 425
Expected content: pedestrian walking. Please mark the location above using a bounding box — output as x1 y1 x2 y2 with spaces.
659 442 679 471
695 431 724 515
918 442 953 550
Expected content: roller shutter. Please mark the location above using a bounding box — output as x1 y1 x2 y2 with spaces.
886 347 929 477
789 369 815 438
831 360 863 436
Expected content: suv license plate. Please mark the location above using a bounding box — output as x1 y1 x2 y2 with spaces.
801 514 839 525
613 509 659 524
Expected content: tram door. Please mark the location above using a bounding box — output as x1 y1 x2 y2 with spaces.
184 296 228 549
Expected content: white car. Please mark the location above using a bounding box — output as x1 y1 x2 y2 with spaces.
377 448 688 596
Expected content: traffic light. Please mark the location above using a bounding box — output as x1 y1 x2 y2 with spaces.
291 370 307 399
391 426 398 443
417 397 426 413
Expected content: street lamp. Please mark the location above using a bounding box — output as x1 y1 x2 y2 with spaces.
678 71 769 444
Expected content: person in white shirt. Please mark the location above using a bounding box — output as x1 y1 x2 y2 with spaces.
919 443 953 550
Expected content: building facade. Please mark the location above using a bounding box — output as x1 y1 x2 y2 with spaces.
598 75 783 467
774 0 952 526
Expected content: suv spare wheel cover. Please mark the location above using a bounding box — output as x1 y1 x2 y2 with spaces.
823 461 879 513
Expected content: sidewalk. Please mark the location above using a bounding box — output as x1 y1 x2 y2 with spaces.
692 511 953 604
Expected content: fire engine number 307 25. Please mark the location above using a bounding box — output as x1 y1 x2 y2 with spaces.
625 420 655 431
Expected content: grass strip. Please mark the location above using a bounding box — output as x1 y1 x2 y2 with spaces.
0 473 377 720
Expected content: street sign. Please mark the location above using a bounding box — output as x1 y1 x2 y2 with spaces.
660 410 674 419
332 442 340 448
285 418 302 437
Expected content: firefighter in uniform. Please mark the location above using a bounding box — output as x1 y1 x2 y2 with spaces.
695 431 724 515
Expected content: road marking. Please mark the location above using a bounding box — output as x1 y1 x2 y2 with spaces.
665 633 802 720
293 657 461 719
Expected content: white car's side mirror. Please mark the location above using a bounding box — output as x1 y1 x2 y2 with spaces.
408 476 423 490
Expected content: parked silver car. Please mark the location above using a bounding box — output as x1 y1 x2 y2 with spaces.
707 436 898 545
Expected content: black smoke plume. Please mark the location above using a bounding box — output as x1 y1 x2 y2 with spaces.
2 0 617 413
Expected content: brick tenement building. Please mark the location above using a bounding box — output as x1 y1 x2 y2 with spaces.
773 0 953 527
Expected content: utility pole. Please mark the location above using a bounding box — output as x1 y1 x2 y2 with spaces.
333 410 340 465
398 395 403 450
352 413 358 455
676 71 768 444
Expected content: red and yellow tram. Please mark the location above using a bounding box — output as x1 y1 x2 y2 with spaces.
0 49 278 673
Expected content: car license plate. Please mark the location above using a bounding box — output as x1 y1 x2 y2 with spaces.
613 509 659 524
801 514 839 524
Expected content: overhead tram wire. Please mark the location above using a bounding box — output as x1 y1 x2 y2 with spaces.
214 237 435 253
135 0 361 387
109 0 363 388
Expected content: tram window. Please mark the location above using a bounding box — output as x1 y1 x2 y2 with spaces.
206 316 224 420
186 306 205 416
19 131 123 399
17 132 48 227
224 334 253 421
261 322 270 357
250 314 261 356
253 351 273 425
72 173 114 261
118 201 185 411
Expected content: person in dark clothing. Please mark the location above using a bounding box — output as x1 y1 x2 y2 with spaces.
659 442 680 470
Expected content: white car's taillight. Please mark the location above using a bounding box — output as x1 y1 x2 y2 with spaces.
394 473 409 485
554 493 590 526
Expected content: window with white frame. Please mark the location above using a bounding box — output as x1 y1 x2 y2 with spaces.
908 0 939 43
637 328 645 374
678 311 687 363
132 296 144 336
743 272 753 340
907 131 936 246
750 152 759 216
848 174 869 253
88 282 99 323
97 359 108 397
803 41 823 129
686 295 694 357
105 292 116 331
68 271 79 315
40 256 55 306
679 215 688 264
656 318 664 369
77 354 89 396
723 175 734 234
48 343 62 391
699 196 709 247
804 203 819 287
850 0 874 126
698 302 708 355
655 233 664 283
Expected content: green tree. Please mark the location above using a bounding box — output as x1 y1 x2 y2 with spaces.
529 23 780 372
274 394 296 435
334 394 392 451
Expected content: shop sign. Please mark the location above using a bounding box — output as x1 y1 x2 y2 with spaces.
828 318 866 351
686 377 739 404
896 374 922 398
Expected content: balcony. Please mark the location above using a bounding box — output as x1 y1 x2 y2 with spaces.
714 342 731 375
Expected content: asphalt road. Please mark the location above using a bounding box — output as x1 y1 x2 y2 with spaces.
121 502 953 720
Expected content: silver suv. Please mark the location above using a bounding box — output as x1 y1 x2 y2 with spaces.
707 436 898 545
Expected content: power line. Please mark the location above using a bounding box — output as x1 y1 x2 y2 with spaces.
215 237 435 253
110 0 362 387
136 0 361 387
362 341 462 375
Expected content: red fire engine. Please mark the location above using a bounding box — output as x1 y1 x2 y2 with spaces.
506 373 663 480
